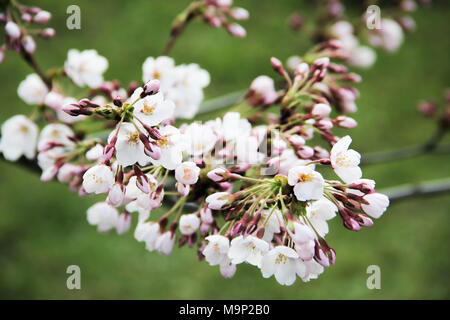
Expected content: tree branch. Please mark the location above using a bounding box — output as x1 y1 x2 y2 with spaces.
379 178 450 203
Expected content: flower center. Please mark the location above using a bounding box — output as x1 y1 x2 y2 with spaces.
141 101 156 115
298 173 313 182
336 153 351 168
275 253 287 265
19 125 29 134
128 132 140 145
183 168 193 181
91 174 104 184
157 136 169 149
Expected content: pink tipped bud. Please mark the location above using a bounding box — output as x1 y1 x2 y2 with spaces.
5 21 21 39
22 35 36 53
33 10 51 24
270 57 284 75
143 125 162 140
0 46 6 64
311 103 331 118
226 23 246 38
142 79 160 97
39 28 55 39
177 182 190 197
230 8 249 20
297 146 314 159
107 183 125 207
21 12 32 22
335 115 357 128
134 165 150 194
207 168 228 182
146 142 161 160
214 0 232 9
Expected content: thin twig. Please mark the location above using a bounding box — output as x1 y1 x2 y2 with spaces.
362 127 448 165
379 178 450 202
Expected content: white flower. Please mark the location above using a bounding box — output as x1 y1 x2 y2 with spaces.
213 112 251 142
17 73 48 105
330 135 362 183
235 135 264 164
205 192 230 210
269 149 312 176
228 235 269 267
249 75 278 105
305 198 337 237
116 213 132 235
131 89 175 126
361 193 389 219
125 175 158 211
64 49 108 88
290 221 315 244
82 164 115 194
260 246 306 286
179 214 201 235
368 19 404 52
109 122 150 167
259 209 283 242
155 231 176 255
220 261 237 279
38 123 75 151
203 235 230 266
149 125 186 170
87 202 119 233
44 91 65 110
175 161 200 185
134 221 161 250
184 122 217 157
86 144 104 161
348 46 377 69
0 115 38 161
142 56 176 89
57 163 80 183
288 166 325 201
301 259 324 282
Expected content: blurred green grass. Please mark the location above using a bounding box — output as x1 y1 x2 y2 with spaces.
0 0 449 299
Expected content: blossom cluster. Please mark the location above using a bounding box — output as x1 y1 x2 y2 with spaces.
0 2 392 287
1 2 54 62
287 0 428 70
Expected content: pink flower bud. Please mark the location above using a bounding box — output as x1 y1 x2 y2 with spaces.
142 79 160 97
21 12 32 22
207 168 228 182
22 35 36 53
107 183 125 207
177 182 190 197
5 21 21 39
311 103 331 118
230 8 249 20
33 10 51 24
335 115 357 128
39 28 55 39
226 23 246 38
297 146 314 159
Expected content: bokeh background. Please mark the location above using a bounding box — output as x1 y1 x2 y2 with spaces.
0 0 449 299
